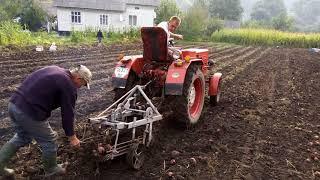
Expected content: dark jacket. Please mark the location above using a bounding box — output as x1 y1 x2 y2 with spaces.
10 66 77 136
97 31 103 38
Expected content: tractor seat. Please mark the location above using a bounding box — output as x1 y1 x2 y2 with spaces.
141 27 169 63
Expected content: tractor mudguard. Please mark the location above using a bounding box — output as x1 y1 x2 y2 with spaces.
112 55 144 88
165 60 203 95
209 73 222 96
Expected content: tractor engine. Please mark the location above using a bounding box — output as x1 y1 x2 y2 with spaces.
142 65 168 87
140 63 169 98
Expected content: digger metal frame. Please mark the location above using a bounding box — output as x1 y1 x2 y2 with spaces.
89 84 163 161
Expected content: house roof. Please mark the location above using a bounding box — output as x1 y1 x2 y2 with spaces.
54 0 126 11
53 0 159 11
126 0 160 6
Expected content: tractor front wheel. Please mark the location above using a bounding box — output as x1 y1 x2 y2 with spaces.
172 65 205 126
210 79 221 106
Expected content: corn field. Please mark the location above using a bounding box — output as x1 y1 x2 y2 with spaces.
211 28 320 48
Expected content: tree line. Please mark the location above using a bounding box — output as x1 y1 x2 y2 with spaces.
0 0 49 31
0 0 319 36
155 0 320 40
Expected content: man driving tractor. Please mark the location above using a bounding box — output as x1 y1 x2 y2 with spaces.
157 16 183 60
157 16 183 43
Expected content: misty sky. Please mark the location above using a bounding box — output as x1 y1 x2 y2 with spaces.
176 0 298 20
241 0 297 20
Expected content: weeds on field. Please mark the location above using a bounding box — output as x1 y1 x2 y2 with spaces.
0 21 141 48
211 28 320 48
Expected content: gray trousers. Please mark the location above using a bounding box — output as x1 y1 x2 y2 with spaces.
8 103 58 156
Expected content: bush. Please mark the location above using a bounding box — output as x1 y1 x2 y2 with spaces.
178 1 209 41
0 21 31 46
0 21 141 47
205 18 223 37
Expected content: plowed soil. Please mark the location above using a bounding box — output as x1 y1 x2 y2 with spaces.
0 42 319 180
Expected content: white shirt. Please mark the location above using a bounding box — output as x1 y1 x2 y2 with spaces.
157 21 170 43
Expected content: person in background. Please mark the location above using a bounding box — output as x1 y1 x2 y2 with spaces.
0 65 92 177
96 29 104 43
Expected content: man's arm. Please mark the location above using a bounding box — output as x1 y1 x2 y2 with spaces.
60 86 80 147
169 32 183 40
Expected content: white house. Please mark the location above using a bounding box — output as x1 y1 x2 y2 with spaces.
53 0 159 33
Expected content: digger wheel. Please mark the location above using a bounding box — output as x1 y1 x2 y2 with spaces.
114 71 138 101
173 65 205 125
126 143 145 170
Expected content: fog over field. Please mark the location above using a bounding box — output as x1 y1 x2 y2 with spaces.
176 0 297 19
175 0 320 32
241 0 296 20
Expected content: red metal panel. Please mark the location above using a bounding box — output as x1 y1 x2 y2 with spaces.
182 49 209 74
209 73 222 96
112 55 144 80
165 60 203 95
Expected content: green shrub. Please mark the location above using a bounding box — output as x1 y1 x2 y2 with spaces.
205 18 223 36
0 21 141 48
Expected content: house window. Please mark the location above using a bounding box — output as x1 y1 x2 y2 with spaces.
129 15 137 26
100 14 108 25
71 11 81 23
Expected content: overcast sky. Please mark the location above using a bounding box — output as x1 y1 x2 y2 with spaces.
176 0 298 20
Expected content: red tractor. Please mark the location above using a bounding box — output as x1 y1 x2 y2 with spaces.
89 27 222 169
111 27 222 126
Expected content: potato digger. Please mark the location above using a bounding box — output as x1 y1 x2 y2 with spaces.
88 27 222 169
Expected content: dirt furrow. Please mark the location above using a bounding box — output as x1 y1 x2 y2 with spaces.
0 49 138 67
213 47 257 71
0 50 141 75
0 43 319 179
221 48 272 83
0 44 211 73
0 44 144 64
204 49 285 179
209 46 243 59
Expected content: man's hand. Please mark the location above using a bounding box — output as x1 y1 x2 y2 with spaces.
69 134 80 148
176 34 183 40
170 32 183 40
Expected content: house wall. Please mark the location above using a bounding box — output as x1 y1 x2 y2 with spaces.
57 5 156 32
124 4 156 28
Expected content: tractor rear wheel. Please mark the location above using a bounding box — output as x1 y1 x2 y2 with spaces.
172 65 205 126
114 71 138 101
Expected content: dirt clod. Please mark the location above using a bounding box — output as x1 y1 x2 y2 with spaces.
171 150 180 158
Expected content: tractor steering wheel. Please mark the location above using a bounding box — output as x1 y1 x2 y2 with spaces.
168 38 175 47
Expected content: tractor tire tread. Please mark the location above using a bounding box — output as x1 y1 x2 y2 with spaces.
168 64 205 126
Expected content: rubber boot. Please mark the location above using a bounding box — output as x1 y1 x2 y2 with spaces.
42 154 66 177
0 142 18 177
